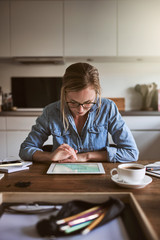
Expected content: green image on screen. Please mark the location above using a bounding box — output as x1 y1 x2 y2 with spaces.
53 163 100 173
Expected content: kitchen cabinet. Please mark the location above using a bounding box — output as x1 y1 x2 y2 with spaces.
123 116 160 160
6 117 36 158
10 1 63 57
7 131 31 158
0 117 7 159
1 0 160 58
0 116 52 159
131 131 160 161
64 0 117 57
118 0 160 56
0 1 10 57
6 117 37 131
0 132 7 159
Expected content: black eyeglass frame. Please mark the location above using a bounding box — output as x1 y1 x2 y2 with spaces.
66 101 96 109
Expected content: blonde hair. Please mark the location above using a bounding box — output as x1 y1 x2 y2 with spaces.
60 62 101 130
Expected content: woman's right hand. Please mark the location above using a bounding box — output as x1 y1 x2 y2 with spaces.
50 144 78 162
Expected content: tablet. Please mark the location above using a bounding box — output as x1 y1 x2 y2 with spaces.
47 163 105 174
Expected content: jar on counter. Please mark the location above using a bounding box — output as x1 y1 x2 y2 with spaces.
2 93 13 111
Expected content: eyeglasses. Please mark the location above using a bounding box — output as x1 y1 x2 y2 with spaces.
67 101 96 109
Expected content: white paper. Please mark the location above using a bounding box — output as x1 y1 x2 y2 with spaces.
146 161 160 178
0 173 4 180
0 212 130 240
0 161 32 173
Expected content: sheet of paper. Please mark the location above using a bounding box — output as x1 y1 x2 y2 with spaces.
0 161 32 173
0 212 129 240
0 173 4 180
0 167 29 173
146 161 160 178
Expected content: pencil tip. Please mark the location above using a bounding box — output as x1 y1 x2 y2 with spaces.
60 225 69 231
56 219 65 224
82 228 90 235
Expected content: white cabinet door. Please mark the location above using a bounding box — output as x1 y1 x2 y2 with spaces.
0 132 7 159
123 116 160 160
118 0 160 56
10 1 63 57
64 0 117 57
123 116 160 130
132 131 160 161
7 131 29 158
0 117 7 159
6 117 36 158
6 117 36 130
6 116 52 158
0 117 6 130
0 1 10 57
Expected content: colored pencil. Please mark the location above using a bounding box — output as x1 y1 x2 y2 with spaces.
65 220 93 234
60 211 101 231
56 205 101 225
82 209 107 235
67 212 100 226
146 167 160 171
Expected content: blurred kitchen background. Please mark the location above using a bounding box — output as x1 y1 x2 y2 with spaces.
1 0 160 160
0 0 160 111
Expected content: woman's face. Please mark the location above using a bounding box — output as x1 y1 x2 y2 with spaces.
66 86 96 117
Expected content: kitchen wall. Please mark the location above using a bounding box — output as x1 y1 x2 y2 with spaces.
0 60 160 111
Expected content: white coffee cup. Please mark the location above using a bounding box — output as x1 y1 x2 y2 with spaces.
110 163 146 184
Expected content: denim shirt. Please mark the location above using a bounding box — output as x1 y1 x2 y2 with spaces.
19 98 139 162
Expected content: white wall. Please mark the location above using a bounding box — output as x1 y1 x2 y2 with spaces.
0 60 160 110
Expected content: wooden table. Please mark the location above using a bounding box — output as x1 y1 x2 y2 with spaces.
0 160 160 239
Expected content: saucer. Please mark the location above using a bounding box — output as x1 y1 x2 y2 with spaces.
111 174 152 189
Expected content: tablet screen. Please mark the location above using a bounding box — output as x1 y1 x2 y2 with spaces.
47 163 105 174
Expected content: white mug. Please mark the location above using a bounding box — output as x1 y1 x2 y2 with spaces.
110 163 146 184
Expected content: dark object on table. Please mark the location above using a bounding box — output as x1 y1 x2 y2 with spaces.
14 181 31 188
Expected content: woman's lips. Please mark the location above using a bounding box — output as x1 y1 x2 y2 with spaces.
77 111 84 115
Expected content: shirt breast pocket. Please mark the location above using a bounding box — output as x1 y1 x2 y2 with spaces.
88 125 108 151
51 129 71 150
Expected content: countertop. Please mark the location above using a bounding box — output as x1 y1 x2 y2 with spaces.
0 110 43 117
0 110 160 117
120 110 160 116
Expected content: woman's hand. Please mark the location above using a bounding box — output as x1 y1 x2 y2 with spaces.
57 150 107 163
50 144 78 162
33 148 107 163
58 152 88 163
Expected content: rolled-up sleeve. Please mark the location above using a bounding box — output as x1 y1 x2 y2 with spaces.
106 103 139 163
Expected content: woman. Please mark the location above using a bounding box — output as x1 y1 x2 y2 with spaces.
19 62 139 163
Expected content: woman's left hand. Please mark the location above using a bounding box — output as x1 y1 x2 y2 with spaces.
58 152 88 163
58 151 107 163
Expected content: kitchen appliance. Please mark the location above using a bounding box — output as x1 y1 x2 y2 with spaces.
11 77 62 110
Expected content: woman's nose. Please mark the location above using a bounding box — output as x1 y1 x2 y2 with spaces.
78 105 84 110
